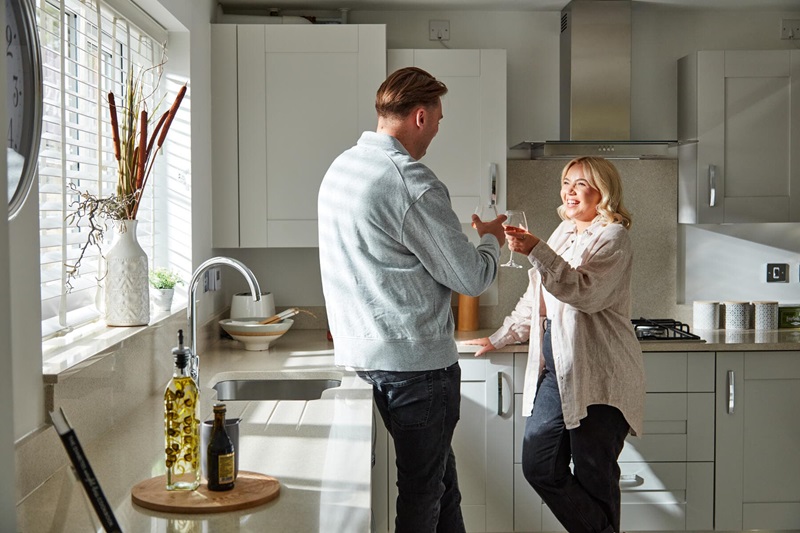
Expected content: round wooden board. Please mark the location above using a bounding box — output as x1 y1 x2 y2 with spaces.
131 471 280 514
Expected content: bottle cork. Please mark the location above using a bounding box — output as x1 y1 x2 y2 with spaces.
457 293 480 331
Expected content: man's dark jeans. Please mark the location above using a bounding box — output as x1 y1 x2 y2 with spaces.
358 362 465 533
522 322 630 533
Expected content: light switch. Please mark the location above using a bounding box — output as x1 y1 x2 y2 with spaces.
766 263 788 283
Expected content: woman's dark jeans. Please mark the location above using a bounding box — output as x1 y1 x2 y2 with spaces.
522 321 630 533
358 362 465 533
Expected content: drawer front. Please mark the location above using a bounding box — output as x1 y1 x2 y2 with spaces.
518 462 713 532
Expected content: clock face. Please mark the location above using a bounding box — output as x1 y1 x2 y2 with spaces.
5 0 42 220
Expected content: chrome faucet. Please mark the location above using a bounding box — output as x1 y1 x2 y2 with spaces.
187 257 261 383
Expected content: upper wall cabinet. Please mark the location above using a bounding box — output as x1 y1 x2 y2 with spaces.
678 50 800 224
211 24 386 248
388 49 507 222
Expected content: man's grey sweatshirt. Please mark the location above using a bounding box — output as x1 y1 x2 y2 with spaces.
318 132 500 371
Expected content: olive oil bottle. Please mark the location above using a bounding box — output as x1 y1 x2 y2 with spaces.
207 403 235 491
164 330 200 491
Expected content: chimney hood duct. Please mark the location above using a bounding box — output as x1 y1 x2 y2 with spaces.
513 0 676 159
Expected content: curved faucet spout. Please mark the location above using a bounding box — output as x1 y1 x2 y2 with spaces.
187 257 261 383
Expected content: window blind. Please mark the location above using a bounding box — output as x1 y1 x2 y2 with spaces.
37 0 164 338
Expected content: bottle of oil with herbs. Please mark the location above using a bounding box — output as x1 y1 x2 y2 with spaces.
164 329 200 490
207 403 236 491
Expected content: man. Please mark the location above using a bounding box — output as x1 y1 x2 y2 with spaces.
318 66 506 532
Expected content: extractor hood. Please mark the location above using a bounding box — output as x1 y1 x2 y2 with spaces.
513 0 676 159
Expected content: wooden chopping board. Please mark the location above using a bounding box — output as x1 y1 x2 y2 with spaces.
131 471 280 514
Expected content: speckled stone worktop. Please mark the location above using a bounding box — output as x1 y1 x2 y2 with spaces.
454 328 800 353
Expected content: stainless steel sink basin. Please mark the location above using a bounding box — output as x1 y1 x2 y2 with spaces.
212 378 342 401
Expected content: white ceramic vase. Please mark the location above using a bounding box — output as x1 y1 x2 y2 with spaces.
104 219 150 326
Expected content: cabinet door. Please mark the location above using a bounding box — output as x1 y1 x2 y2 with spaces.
210 25 239 247
233 24 386 248
689 50 800 223
379 355 514 532
716 351 800 530
387 49 507 222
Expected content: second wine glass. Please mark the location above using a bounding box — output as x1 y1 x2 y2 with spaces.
501 210 528 268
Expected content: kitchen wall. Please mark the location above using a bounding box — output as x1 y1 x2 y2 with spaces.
0 5 17 520
482 159 686 328
220 4 800 320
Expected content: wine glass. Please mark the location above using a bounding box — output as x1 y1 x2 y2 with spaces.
472 203 498 229
501 210 528 268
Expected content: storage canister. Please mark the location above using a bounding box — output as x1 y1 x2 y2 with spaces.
724 301 751 331
753 301 779 330
693 301 719 330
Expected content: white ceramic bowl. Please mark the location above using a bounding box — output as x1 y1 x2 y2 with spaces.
219 318 293 351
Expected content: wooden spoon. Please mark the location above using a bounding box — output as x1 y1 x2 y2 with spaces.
259 308 300 325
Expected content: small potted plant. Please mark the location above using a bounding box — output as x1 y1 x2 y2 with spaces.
149 267 183 313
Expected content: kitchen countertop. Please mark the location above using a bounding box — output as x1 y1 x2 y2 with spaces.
19 330 374 533
454 328 800 353
17 326 799 532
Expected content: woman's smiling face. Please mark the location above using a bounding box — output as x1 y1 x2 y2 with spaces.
560 164 602 231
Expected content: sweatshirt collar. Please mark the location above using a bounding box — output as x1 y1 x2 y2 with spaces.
358 131 411 157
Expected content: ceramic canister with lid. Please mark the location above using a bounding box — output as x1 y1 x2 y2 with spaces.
724 301 751 331
693 301 719 330
753 301 779 330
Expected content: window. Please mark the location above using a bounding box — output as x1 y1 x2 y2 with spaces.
37 0 184 340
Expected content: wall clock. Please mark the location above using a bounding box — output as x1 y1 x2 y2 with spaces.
5 0 42 220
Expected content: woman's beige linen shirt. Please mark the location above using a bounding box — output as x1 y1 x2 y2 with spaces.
488 219 645 436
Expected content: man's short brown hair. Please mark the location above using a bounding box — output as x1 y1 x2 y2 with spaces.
375 67 448 119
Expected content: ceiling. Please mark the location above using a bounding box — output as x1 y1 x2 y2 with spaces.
217 0 800 12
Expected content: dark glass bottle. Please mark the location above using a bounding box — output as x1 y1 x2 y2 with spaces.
207 403 235 491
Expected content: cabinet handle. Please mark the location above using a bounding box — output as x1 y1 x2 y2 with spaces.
489 162 497 209
708 165 717 207
619 474 644 487
727 370 735 414
497 371 503 416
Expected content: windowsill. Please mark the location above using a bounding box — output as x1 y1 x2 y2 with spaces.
42 300 187 382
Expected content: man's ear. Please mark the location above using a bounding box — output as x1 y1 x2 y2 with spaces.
414 107 426 128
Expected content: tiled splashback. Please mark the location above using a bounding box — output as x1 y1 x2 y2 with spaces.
477 159 689 329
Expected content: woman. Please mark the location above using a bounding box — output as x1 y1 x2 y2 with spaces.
466 156 645 533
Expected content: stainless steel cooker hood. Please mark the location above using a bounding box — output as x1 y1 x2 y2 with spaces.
513 0 676 159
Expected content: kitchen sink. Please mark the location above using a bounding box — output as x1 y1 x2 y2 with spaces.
212 378 342 401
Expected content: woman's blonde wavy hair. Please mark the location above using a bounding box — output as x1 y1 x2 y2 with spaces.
556 156 632 229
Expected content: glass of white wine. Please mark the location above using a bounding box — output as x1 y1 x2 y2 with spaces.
501 210 528 268
472 203 498 229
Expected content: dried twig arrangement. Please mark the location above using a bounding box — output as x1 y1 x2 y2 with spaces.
64 51 187 289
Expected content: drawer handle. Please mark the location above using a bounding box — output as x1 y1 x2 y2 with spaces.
727 369 735 414
619 474 644 487
708 164 717 207
496 371 511 417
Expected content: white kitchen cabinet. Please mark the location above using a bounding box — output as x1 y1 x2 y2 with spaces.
514 351 714 532
715 350 800 531
678 50 800 223
211 24 386 247
373 354 514 532
387 49 507 222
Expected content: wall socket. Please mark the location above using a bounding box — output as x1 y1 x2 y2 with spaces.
203 267 222 292
429 20 450 41
780 19 800 40
766 263 788 283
